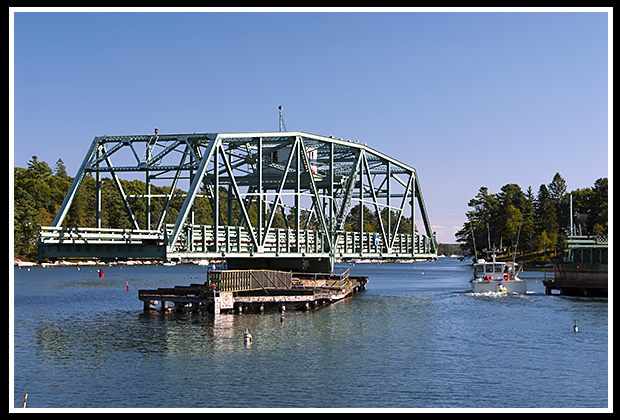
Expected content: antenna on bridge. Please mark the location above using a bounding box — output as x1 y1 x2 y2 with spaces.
278 105 287 132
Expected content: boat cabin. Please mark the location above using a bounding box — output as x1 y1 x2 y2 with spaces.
473 260 518 281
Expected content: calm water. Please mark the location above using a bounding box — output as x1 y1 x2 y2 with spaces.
12 259 608 409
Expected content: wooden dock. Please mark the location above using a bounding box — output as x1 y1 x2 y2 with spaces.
543 235 608 297
138 268 368 314
544 262 608 297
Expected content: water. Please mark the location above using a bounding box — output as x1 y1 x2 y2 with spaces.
12 259 608 409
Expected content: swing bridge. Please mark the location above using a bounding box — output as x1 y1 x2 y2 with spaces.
38 131 437 272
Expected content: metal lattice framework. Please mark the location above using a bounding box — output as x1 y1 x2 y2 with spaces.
38 131 437 271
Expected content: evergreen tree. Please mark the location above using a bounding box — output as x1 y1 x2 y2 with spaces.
548 172 568 232
588 177 608 235
27 156 52 179
54 158 69 179
497 183 527 213
344 204 376 232
520 186 537 254
502 204 522 256
455 186 499 256
548 172 567 204
535 184 558 235
496 183 526 250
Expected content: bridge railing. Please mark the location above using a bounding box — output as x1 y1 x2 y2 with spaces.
39 224 434 258
206 269 294 292
176 224 434 256
39 226 164 244
204 268 355 294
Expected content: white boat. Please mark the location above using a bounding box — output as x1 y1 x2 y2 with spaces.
470 252 526 294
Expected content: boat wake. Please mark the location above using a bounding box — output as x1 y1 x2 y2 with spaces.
460 290 534 299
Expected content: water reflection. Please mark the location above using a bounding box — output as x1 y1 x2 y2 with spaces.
136 311 258 353
211 314 237 350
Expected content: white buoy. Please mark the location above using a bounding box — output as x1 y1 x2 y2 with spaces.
573 321 579 333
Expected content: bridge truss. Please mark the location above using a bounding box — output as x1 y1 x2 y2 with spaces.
38 131 437 272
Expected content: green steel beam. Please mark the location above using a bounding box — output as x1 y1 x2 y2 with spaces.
39 131 438 268
167 135 219 251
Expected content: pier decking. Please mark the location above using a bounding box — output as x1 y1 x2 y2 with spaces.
138 268 368 314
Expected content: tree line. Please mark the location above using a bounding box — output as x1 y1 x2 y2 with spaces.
14 156 417 260
455 173 608 263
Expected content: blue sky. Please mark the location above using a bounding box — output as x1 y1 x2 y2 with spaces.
11 9 610 243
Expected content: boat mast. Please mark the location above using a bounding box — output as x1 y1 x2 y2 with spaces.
512 211 523 262
487 223 496 263
470 223 478 261
569 193 574 236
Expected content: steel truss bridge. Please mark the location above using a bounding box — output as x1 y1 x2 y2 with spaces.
38 131 437 272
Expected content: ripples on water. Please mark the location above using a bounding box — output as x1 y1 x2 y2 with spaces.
12 260 608 409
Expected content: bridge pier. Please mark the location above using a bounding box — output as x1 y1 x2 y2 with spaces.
138 269 368 315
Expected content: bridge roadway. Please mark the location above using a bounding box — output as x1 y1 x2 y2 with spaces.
39 223 435 271
38 131 437 272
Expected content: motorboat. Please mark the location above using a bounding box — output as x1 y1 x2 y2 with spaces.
470 251 526 294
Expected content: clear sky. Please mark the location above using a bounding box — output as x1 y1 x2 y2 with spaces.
10 9 610 243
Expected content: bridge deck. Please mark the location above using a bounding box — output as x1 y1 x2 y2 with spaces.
39 224 436 262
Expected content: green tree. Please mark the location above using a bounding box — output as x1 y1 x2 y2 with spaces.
538 230 555 257
54 158 69 179
548 172 567 204
502 204 522 256
588 177 608 235
548 172 568 232
497 183 527 213
496 183 526 252
455 186 499 255
344 204 376 232
535 184 558 237
518 186 537 254
27 156 52 179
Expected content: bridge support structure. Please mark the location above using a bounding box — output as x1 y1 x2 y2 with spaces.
38 131 437 271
